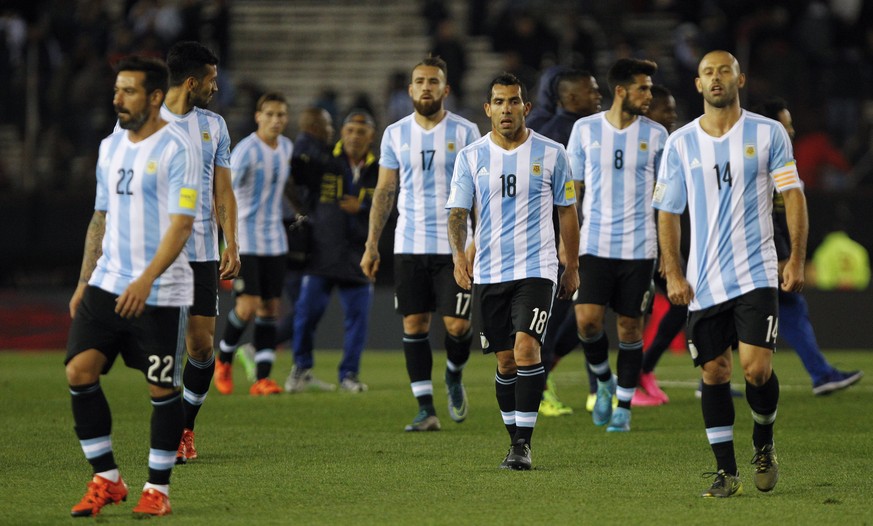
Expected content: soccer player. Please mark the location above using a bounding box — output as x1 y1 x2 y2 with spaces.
66 56 199 517
754 97 862 395
447 73 579 470
361 56 481 431
653 50 808 497
635 83 682 406
533 69 602 417
567 58 669 432
161 41 239 463
217 92 294 395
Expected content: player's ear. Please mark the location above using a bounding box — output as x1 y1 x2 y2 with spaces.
150 89 165 107
737 72 746 89
694 77 703 94
523 101 532 116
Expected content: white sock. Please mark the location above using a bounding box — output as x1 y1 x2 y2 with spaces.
96 469 119 483
143 483 169 496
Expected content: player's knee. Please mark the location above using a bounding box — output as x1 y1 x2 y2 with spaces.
743 364 772 386
65 357 100 386
616 316 643 341
444 317 471 337
496 352 517 374
402 313 430 335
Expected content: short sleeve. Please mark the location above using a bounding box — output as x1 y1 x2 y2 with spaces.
379 127 399 170
567 121 586 183
652 139 686 214
552 146 576 207
445 150 474 210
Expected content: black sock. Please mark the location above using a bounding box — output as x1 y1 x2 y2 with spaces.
182 354 214 429
642 304 687 372
746 371 779 449
404 332 434 410
445 328 472 381
616 340 643 410
71 382 116 473
701 381 737 475
253 316 277 379
218 309 247 363
148 391 184 486
495 370 517 441
580 331 611 381
514 363 545 446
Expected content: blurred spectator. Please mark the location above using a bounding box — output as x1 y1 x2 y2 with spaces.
430 17 467 107
526 65 569 130
385 70 413 125
812 231 870 291
794 124 853 191
420 0 450 37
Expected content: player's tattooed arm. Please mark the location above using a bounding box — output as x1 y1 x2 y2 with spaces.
361 166 398 280
79 211 106 283
448 207 473 290
214 165 240 279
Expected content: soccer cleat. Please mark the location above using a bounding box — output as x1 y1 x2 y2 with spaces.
70 475 129 517
249 378 282 396
813 369 863 396
236 344 257 382
404 409 441 432
592 375 617 426
700 470 743 498
631 388 664 407
214 359 233 395
284 366 336 393
500 439 532 470
695 380 743 398
638 371 669 403
340 374 369 393
751 443 779 492
132 488 172 517
606 406 631 432
445 372 469 423
175 428 197 465
541 377 573 416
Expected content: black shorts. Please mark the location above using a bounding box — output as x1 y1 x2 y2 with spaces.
474 278 555 353
687 288 779 367
576 255 655 317
190 261 219 317
234 255 286 300
65 286 187 388
393 254 472 320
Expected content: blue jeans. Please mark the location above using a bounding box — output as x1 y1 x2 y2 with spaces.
778 290 834 384
292 275 373 381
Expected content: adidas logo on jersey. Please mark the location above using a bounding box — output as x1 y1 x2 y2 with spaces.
400 143 410 152
690 158 701 168
590 140 601 149
476 166 489 177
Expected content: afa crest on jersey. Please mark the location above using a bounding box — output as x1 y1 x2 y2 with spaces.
202 131 211 142
531 162 542 176
447 141 455 152
146 160 158 174
639 140 648 152
744 144 756 158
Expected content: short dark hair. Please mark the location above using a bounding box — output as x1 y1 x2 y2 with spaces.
487 72 527 102
166 41 219 87
650 84 672 103
752 97 789 121
413 55 448 78
556 69 593 87
115 55 169 97
256 92 287 111
607 58 658 93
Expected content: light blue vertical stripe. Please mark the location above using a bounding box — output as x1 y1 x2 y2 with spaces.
588 119 603 254
399 120 415 253
144 134 166 293
526 141 545 277
421 132 437 254
686 132 713 308
610 131 627 259
500 152 517 278
714 138 739 297
742 120 767 288
477 146 493 283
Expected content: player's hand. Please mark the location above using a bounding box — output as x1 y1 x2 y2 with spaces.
69 282 87 318
219 242 241 280
116 277 151 318
665 273 694 306
781 257 805 292
557 265 579 300
360 245 380 281
453 253 473 291
338 195 362 215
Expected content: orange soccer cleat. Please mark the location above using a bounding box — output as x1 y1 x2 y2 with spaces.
132 488 172 517
214 360 233 395
70 474 129 517
175 428 197 464
249 378 283 396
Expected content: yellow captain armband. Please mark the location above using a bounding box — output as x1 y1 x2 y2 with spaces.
564 181 576 201
179 188 198 210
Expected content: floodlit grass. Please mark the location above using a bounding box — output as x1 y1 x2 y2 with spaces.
1 348 871 525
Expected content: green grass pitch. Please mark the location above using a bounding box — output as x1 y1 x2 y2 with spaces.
1 348 870 525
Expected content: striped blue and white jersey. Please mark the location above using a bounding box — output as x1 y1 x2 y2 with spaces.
380 111 481 254
160 105 231 262
652 110 802 311
231 132 293 256
446 130 577 285
90 124 200 307
567 112 667 260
